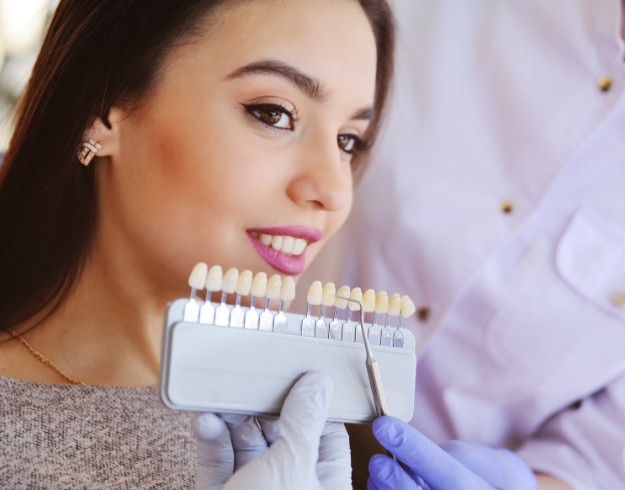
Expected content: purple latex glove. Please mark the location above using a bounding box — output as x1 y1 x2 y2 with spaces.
368 416 538 490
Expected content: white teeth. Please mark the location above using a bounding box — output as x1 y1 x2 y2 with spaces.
282 236 295 254
271 235 283 250
260 234 272 246
257 233 308 256
292 238 306 255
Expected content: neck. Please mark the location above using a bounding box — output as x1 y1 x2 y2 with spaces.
7 246 171 387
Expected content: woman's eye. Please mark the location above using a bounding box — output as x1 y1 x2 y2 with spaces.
244 103 295 130
337 134 364 155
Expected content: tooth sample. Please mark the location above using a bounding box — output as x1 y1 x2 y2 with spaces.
280 276 296 302
236 269 253 296
245 272 267 329
200 265 223 324
369 291 388 346
329 285 350 340
188 262 208 291
342 287 362 342
184 262 208 321
315 282 335 338
260 274 281 331
274 276 295 334
214 267 238 326
381 293 402 346
358 288 376 343
222 268 238 294
230 269 253 328
302 280 322 337
394 295 416 348
206 265 223 292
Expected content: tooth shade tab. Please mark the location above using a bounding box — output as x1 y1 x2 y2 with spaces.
335 285 350 308
388 293 402 316
280 276 296 301
206 265 223 292
266 274 282 300
322 283 336 307
400 295 416 318
251 272 268 297
222 268 239 294
236 270 253 296
307 280 323 305
348 287 363 311
375 291 389 314
362 289 376 313
188 262 208 290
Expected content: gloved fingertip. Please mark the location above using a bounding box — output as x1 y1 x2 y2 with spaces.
283 371 334 420
298 371 334 396
368 454 394 481
192 412 228 442
372 416 404 447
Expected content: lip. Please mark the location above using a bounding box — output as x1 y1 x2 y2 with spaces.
246 226 323 275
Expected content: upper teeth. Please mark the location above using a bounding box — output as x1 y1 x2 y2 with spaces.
255 233 308 256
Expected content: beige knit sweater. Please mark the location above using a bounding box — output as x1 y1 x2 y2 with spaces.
0 376 197 489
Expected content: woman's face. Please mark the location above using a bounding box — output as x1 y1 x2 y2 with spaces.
96 0 377 297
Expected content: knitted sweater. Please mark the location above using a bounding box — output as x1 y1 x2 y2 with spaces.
0 376 197 489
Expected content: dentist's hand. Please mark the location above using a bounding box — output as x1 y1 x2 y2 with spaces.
193 372 351 490
368 416 537 490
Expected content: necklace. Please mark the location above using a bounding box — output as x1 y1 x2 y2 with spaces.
10 330 86 385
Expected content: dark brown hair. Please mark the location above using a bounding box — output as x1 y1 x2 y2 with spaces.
0 0 394 331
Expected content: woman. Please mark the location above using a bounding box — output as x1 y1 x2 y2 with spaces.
0 0 394 487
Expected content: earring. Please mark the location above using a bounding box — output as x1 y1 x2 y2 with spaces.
77 139 102 166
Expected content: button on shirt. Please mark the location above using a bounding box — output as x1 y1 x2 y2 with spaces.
301 0 625 487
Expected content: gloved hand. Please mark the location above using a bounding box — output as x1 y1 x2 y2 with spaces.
193 371 351 490
368 416 538 490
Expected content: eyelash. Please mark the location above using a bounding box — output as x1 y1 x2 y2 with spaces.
242 102 368 157
243 102 297 131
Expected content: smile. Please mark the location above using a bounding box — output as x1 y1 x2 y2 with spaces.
247 227 323 275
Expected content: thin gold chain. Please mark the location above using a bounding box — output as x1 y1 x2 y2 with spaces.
10 330 86 385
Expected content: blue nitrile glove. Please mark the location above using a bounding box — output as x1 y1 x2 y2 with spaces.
368 416 538 490
192 372 351 490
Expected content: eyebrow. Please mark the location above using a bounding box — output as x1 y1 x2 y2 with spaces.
226 59 328 100
226 59 375 122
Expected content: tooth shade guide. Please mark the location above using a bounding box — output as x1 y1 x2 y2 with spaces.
184 263 416 348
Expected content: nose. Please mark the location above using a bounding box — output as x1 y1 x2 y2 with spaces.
286 129 353 212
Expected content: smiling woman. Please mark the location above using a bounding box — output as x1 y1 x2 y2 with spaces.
0 0 394 488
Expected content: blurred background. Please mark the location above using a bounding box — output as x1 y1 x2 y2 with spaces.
0 0 57 150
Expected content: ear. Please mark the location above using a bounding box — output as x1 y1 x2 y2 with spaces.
81 107 126 159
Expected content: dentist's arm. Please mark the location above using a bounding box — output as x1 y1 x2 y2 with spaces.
193 372 352 490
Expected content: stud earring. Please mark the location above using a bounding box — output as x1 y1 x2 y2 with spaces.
77 139 102 166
